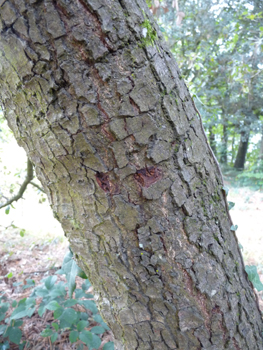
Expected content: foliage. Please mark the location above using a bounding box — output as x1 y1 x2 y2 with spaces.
140 17 158 47
153 0 263 168
0 249 113 350
237 159 263 189
245 265 263 292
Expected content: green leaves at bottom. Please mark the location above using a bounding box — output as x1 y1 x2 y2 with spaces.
228 201 235 210
103 342 114 350
69 330 79 343
6 326 22 344
79 330 101 349
245 265 263 292
51 332 58 343
0 341 10 350
41 328 53 337
79 330 92 346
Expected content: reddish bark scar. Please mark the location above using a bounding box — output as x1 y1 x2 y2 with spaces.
134 166 162 188
95 172 119 194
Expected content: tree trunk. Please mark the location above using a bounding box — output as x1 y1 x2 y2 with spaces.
0 1 262 349
234 130 250 170
259 126 263 161
231 133 236 165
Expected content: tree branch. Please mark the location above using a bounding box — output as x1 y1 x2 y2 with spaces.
29 181 45 193
0 158 34 209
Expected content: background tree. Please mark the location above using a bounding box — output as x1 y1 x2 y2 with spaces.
0 1 263 349
153 0 263 169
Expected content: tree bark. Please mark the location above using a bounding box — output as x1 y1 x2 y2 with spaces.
234 131 250 170
0 1 262 349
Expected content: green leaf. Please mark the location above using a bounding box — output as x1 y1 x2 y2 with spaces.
6 326 22 344
14 320 23 327
5 206 10 215
0 341 10 350
90 326 105 334
228 201 235 210
79 312 89 321
75 289 86 299
19 342 26 350
52 322 59 331
44 276 57 290
41 328 53 337
81 280 91 291
78 300 98 314
103 342 114 350
77 320 88 332
45 301 61 311
53 307 64 319
79 330 93 346
222 186 229 196
19 229 25 237
59 308 78 325
38 304 46 317
18 299 26 307
64 299 78 307
0 303 10 320
6 272 13 279
61 250 87 298
12 301 17 308
10 304 36 320
51 332 58 343
90 333 102 349
22 279 35 290
230 225 238 231
69 330 79 343
0 324 7 336
35 288 49 297
245 265 263 292
92 314 110 330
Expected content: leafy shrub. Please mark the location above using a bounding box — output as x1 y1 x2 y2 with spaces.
237 160 263 189
0 249 114 350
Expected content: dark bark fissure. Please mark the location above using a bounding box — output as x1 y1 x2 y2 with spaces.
0 1 263 350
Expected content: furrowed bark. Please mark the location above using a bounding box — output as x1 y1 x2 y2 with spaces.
0 1 262 349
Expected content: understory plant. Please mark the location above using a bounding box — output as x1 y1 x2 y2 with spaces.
0 249 113 350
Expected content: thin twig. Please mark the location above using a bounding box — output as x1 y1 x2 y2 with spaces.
0 158 34 209
22 267 61 275
30 181 45 193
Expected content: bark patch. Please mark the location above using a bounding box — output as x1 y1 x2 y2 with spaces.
95 172 119 194
134 167 162 188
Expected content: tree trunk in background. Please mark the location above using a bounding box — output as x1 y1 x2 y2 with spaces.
208 126 217 157
234 131 250 170
220 120 228 164
0 1 263 349
231 133 236 165
259 126 263 161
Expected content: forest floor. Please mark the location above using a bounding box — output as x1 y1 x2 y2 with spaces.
0 184 263 348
